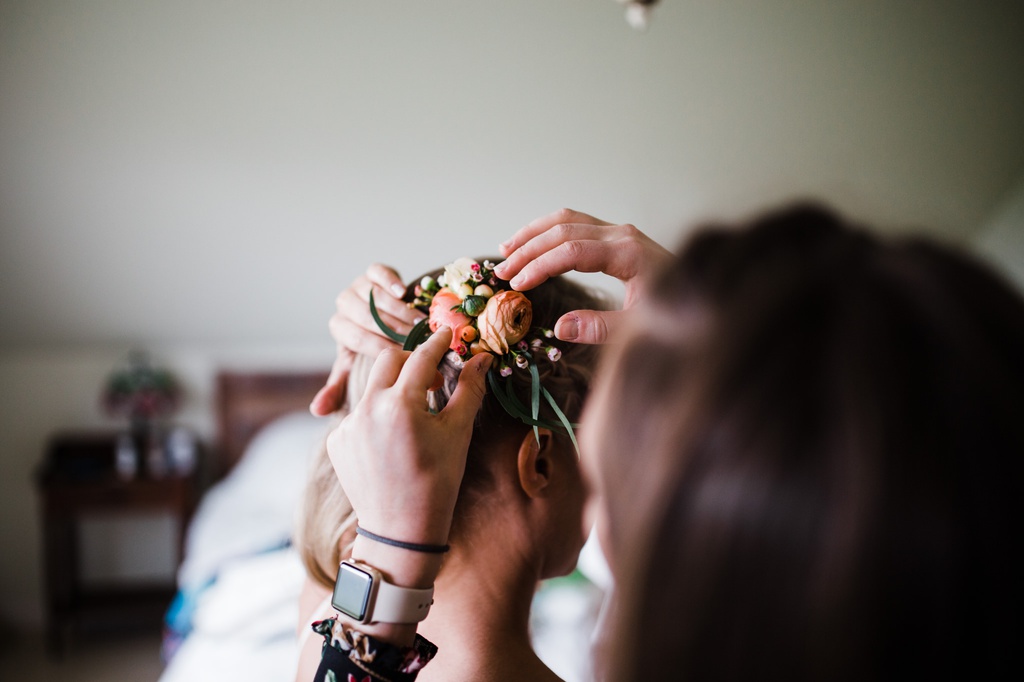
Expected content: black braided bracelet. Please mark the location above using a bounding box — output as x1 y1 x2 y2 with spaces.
355 525 451 554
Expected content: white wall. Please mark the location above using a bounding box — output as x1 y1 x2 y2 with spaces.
2 0 1023 629
973 173 1024 292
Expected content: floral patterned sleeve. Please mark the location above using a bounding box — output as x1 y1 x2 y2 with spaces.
311 617 437 682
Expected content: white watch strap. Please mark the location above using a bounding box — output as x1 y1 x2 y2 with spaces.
371 580 434 624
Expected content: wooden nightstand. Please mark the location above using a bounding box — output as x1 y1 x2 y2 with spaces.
36 430 199 654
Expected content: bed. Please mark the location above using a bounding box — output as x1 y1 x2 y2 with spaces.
159 370 330 682
159 369 608 682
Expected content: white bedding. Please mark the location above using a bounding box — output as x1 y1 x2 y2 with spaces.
161 548 305 682
160 411 328 682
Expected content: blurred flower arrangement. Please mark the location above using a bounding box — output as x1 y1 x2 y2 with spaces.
102 351 181 429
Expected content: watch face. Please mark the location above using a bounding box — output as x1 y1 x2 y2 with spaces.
332 563 372 621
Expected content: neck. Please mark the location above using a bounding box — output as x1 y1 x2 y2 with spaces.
416 520 547 679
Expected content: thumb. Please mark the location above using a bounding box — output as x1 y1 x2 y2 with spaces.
444 354 493 431
310 383 339 416
309 352 353 416
554 309 627 345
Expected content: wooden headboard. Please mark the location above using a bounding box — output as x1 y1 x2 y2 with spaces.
213 370 330 482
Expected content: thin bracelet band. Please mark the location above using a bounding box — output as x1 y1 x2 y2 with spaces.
355 525 450 554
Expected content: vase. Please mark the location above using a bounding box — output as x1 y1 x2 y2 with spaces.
115 432 138 480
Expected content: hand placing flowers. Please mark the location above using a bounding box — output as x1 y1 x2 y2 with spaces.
369 257 578 450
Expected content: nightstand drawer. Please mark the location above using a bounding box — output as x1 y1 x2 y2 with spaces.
43 477 190 512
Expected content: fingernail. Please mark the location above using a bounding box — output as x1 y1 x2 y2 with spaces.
480 354 494 371
556 315 579 341
509 274 524 289
391 284 406 297
493 261 508 276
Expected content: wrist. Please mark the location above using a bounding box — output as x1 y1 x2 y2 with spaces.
355 506 455 553
350 535 444 591
337 535 444 645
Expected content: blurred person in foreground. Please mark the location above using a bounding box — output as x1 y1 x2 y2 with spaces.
311 205 1023 680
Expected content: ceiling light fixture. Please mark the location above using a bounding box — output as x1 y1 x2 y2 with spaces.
617 0 660 31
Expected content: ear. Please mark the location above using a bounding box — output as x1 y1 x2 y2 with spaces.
517 428 555 499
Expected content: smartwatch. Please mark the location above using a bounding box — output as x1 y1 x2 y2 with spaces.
331 559 435 624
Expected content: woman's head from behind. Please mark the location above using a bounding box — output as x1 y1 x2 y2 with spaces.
427 266 606 578
299 261 607 589
588 204 1024 679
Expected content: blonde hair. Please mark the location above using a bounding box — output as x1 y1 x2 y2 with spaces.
295 355 373 589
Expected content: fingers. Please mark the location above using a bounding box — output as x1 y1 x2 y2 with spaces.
505 235 636 291
427 370 444 393
364 347 410 393
495 223 612 284
443 353 493 431
326 347 354 387
309 351 354 415
397 328 454 394
310 381 345 416
365 285 422 330
365 263 407 298
336 282 421 337
497 215 671 297
498 209 611 258
330 312 402 357
554 309 628 345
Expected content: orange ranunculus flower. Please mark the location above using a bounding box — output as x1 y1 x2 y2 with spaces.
477 290 533 355
429 287 473 352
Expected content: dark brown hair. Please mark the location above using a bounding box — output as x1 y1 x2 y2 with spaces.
597 204 1024 679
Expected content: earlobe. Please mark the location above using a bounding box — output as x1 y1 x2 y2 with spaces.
517 428 554 498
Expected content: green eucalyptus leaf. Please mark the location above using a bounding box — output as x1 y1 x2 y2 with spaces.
487 370 561 430
543 386 580 456
529 361 541 445
504 376 562 430
487 369 525 420
369 289 408 344
402 318 432 351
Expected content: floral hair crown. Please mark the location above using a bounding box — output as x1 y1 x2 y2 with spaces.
369 257 578 452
